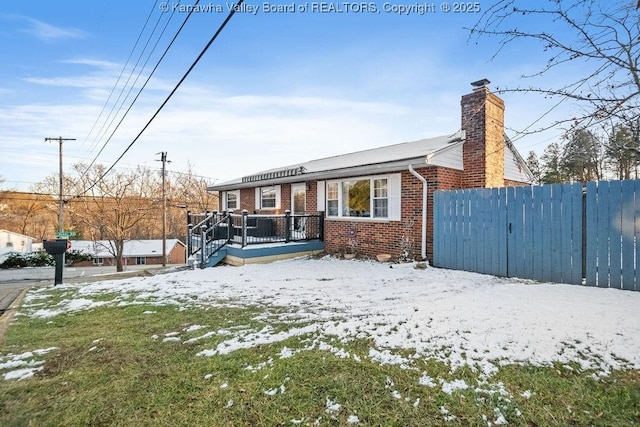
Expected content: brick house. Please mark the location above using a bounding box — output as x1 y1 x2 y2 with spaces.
209 81 533 262
69 239 186 267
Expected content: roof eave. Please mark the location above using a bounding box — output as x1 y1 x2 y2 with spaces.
210 157 441 191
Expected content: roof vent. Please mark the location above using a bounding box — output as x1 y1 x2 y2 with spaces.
471 78 490 90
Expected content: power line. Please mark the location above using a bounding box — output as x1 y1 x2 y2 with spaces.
72 0 245 201
79 1 161 154
79 3 182 176
84 3 174 159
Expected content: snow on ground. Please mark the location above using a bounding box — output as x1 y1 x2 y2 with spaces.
4 257 640 384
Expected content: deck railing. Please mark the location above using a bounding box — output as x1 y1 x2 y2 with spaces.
187 210 324 267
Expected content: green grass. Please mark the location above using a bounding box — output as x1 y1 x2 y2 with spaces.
1 299 639 426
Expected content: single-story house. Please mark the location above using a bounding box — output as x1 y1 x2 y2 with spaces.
69 239 186 266
208 80 534 262
0 229 36 262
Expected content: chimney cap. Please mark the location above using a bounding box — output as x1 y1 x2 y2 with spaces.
471 78 491 88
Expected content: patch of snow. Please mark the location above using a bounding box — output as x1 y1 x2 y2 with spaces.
184 324 205 333
418 373 436 387
264 387 279 396
325 398 342 413
16 258 640 378
4 367 43 380
441 379 469 395
279 346 294 358
493 408 508 425
347 414 360 424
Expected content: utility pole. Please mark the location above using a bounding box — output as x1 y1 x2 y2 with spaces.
156 152 169 266
45 137 76 234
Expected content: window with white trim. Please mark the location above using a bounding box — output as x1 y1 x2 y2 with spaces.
255 185 281 210
325 174 401 221
261 187 276 208
224 190 240 211
327 183 338 216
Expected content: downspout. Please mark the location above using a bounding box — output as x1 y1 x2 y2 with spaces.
408 160 430 261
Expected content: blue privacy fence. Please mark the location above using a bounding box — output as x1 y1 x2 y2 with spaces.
433 180 639 291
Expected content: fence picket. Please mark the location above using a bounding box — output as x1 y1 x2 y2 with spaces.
608 181 623 289
621 180 635 290
570 183 583 285
585 182 598 287
433 180 638 291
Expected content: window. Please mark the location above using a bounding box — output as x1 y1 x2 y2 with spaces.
136 257 146 265
373 179 388 218
254 185 281 210
327 183 338 216
225 190 239 211
342 180 370 217
93 257 104 265
325 174 400 221
261 187 276 209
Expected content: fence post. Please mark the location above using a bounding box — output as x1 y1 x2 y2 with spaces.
319 214 324 241
200 225 207 268
225 211 232 242
285 210 291 243
242 210 248 247
186 210 192 257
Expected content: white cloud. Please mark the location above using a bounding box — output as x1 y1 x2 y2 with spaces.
17 17 87 43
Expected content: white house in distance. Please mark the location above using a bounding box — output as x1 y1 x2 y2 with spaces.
0 229 36 262
69 239 187 266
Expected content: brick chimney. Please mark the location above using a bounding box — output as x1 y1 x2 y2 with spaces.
461 79 505 188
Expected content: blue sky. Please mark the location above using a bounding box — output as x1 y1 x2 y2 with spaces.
0 1 576 192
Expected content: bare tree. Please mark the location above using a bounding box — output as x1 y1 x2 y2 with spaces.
166 165 218 239
0 191 56 239
66 164 159 272
469 1 640 133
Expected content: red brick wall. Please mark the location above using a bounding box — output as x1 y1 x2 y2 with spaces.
323 166 462 262
71 244 186 267
461 87 505 189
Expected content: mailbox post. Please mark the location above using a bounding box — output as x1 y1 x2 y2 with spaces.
43 239 70 285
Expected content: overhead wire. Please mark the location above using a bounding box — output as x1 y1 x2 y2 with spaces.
79 1 161 154
70 0 245 201
79 1 183 176
84 4 173 159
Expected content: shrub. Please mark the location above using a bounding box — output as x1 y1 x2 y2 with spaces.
0 251 54 269
65 250 94 266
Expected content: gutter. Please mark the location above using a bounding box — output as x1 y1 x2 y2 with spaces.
408 155 433 261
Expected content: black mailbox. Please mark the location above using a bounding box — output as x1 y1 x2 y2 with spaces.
43 239 69 285
43 239 69 255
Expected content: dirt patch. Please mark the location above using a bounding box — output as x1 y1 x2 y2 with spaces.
0 288 28 346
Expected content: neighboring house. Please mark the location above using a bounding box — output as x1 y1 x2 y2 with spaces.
0 229 36 262
209 80 534 262
69 239 187 266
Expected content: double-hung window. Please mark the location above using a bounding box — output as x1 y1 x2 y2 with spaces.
254 185 281 210
225 190 240 211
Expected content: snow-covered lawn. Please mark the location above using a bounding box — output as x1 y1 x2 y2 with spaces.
7 256 639 382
